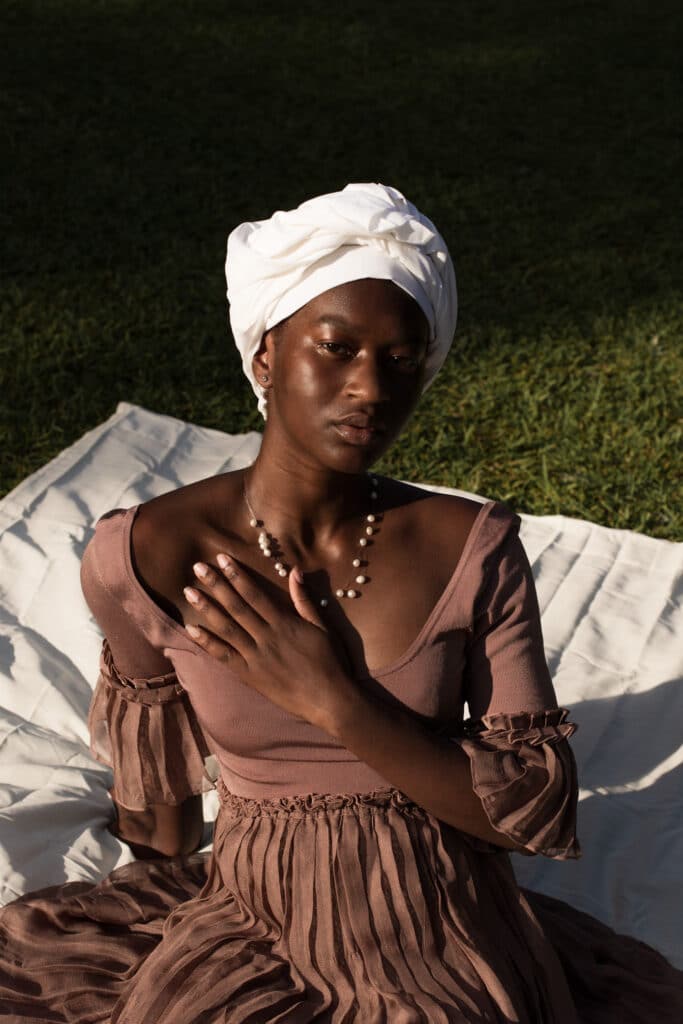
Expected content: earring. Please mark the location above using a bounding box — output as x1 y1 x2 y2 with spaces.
258 372 270 419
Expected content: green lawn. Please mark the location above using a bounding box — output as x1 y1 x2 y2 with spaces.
2 0 681 537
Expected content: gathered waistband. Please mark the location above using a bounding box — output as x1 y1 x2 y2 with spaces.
216 776 423 819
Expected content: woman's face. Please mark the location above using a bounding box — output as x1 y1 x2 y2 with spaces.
255 278 431 473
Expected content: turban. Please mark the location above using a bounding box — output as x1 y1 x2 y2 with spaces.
225 183 457 418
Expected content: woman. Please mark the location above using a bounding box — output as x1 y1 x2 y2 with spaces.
0 183 681 1022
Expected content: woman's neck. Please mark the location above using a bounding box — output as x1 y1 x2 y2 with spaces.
242 452 374 556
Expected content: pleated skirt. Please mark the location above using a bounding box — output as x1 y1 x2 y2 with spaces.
0 782 681 1023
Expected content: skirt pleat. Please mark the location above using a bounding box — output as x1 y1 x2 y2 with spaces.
0 783 681 1023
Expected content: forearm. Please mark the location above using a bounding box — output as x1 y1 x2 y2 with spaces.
111 794 204 858
325 685 523 852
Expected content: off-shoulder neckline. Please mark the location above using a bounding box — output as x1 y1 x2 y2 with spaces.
114 497 504 676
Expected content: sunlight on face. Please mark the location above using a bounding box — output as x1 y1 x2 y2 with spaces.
254 279 431 472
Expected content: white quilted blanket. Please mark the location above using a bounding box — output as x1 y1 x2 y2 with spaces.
1 402 680 967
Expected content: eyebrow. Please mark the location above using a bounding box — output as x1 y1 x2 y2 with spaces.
314 315 355 329
313 314 426 347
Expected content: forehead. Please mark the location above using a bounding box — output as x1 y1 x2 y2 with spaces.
285 278 430 341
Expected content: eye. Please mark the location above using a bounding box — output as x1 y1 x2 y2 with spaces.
318 341 353 357
389 354 421 371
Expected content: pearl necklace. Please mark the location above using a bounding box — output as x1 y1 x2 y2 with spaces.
243 474 380 607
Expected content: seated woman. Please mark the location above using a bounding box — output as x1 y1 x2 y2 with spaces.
0 183 681 1023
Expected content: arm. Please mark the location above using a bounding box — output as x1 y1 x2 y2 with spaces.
90 641 206 858
327 690 524 850
82 514 211 858
110 794 204 860
324 515 579 858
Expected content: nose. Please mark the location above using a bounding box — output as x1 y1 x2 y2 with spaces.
343 353 390 404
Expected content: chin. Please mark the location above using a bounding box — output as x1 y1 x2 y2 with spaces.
323 436 389 475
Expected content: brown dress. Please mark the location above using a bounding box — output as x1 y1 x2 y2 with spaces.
0 501 680 1023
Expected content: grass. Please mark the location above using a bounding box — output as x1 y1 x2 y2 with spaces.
1 0 681 537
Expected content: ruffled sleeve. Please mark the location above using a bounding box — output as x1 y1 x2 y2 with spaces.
451 503 582 859
452 707 581 859
88 637 216 812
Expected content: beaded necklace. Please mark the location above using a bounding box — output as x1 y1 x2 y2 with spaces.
243 473 380 607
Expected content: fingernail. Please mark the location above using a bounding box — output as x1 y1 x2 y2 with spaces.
294 568 304 584
217 553 230 570
193 562 210 579
184 586 201 604
185 624 201 638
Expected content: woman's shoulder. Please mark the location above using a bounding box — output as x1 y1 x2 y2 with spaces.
375 478 522 615
123 471 247 627
81 471 244 632
81 504 133 597
140 469 245 518
380 477 518 558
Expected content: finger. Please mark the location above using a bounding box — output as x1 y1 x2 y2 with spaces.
214 553 281 627
183 584 255 656
192 560 266 637
288 566 326 629
184 622 246 668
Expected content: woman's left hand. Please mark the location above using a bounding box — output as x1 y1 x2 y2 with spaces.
183 555 357 733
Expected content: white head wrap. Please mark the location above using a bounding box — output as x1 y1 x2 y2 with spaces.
225 183 457 418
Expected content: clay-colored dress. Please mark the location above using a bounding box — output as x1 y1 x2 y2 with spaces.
0 501 681 1022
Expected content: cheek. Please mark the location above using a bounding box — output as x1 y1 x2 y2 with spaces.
282 355 337 403
295 360 323 396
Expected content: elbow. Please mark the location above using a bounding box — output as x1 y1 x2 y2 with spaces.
110 795 204 860
119 834 201 860
487 829 526 853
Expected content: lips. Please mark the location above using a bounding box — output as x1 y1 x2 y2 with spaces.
332 416 385 447
335 414 386 431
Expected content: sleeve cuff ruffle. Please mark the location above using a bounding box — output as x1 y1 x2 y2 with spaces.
454 707 582 860
87 639 216 811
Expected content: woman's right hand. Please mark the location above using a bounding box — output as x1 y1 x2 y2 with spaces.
184 555 362 735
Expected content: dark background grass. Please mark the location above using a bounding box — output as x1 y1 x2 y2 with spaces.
2 0 681 536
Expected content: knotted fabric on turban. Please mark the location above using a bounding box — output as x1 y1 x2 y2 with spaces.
226 183 457 418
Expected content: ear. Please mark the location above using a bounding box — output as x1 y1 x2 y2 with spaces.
252 328 277 383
